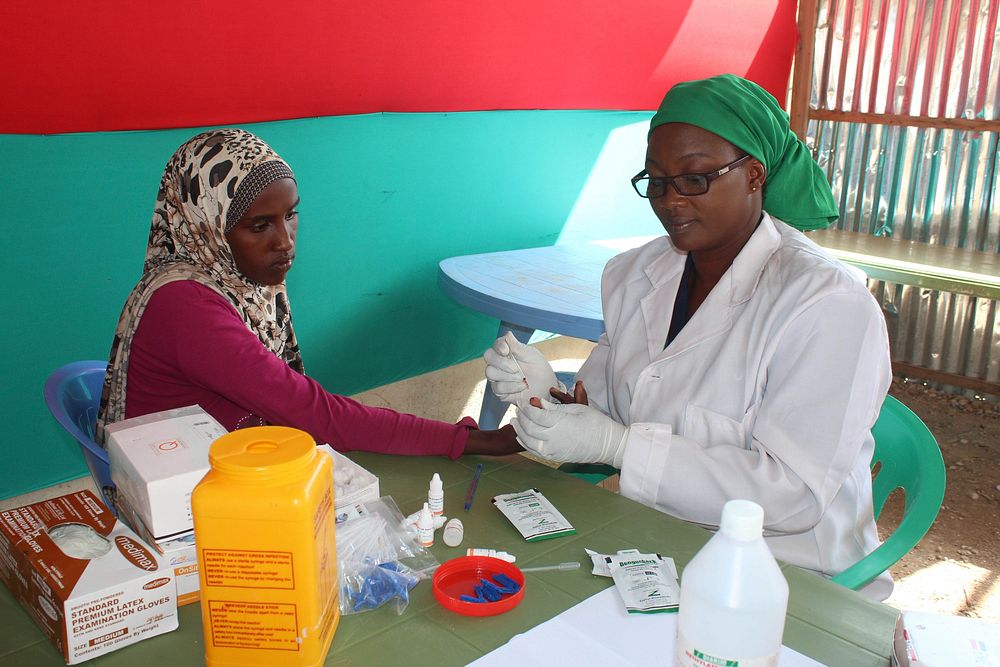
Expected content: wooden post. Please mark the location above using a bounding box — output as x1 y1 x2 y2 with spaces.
790 0 819 140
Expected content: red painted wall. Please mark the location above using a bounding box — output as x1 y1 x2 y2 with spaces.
2 0 798 133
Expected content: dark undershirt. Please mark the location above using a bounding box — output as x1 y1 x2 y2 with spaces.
665 253 696 348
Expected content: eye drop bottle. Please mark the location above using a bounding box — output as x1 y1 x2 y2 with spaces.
675 499 788 667
416 503 434 547
428 473 444 515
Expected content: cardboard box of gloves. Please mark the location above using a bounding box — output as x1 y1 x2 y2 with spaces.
0 490 178 664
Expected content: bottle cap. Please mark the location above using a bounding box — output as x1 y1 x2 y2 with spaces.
443 518 464 547
418 503 433 527
430 472 443 493
719 499 764 542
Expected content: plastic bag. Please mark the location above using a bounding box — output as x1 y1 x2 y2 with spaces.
335 496 439 615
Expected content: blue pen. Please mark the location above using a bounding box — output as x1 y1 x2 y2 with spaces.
464 463 484 511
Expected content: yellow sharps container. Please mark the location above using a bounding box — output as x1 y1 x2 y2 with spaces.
192 426 339 667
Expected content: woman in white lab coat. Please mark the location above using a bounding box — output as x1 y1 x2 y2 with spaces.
484 74 892 599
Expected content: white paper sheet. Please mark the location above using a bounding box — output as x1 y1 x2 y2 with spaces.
468 587 825 667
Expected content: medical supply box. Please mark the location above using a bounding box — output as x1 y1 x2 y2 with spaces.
107 405 226 539
317 445 380 511
0 490 178 664
151 532 199 607
892 610 1000 666
112 491 200 607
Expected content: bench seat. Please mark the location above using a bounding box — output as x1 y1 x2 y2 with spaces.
807 229 1000 301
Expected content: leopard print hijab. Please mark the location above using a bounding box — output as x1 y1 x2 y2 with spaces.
96 129 303 444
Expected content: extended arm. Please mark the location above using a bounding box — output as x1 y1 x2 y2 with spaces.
138 282 486 457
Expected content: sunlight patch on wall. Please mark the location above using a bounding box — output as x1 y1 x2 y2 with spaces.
557 120 661 244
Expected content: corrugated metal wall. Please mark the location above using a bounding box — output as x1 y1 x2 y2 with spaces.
806 0 1000 387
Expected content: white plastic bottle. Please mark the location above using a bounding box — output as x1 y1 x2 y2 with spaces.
428 472 444 515
675 500 789 667
416 503 434 547
466 548 516 563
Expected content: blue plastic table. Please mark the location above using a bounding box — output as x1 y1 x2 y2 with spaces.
438 237 655 428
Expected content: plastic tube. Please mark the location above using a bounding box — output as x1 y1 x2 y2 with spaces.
519 562 581 573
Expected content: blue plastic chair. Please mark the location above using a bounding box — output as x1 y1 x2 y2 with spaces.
831 395 946 590
43 360 117 512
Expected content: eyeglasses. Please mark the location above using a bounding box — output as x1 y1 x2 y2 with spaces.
631 154 752 198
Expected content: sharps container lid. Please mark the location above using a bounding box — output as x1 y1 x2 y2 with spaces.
209 426 316 480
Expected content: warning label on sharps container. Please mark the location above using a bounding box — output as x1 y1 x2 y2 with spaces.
202 550 294 589
208 600 299 651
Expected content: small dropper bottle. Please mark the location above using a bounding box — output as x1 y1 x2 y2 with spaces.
428 473 444 515
416 503 434 547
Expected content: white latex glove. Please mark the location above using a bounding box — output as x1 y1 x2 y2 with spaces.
513 400 628 468
483 331 562 405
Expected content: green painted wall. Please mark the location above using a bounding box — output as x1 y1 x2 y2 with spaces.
1 110 659 499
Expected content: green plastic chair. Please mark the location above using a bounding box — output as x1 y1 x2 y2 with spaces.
559 392 946 591
831 395 947 590
559 462 619 484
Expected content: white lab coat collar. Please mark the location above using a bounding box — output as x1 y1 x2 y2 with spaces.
638 213 783 361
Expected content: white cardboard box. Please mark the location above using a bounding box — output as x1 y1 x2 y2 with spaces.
0 490 178 664
317 445 380 514
893 610 1000 666
107 405 226 539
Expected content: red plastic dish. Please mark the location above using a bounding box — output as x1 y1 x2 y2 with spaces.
432 556 526 616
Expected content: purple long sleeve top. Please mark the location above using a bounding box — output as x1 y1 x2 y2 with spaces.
124 280 475 458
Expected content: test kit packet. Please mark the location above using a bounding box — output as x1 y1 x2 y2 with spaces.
0 490 178 664
106 404 226 539
492 489 576 542
605 551 680 614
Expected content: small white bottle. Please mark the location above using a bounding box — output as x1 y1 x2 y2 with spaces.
428 472 444 515
675 500 789 667
466 548 516 563
416 503 434 547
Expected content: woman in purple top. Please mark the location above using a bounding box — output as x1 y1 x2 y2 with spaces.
96 129 520 459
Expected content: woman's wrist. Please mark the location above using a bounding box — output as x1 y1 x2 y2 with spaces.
464 424 522 456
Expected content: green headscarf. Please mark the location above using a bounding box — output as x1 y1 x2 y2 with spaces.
648 74 838 231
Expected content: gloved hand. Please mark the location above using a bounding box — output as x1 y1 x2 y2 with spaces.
513 399 628 467
483 332 562 405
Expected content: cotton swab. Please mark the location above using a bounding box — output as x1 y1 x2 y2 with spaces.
519 562 582 573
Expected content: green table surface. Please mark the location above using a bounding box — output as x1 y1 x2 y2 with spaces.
0 453 899 666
